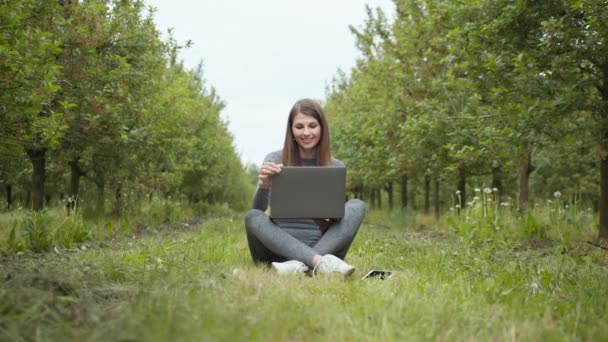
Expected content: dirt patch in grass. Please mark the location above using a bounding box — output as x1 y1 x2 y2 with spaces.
509 238 556 252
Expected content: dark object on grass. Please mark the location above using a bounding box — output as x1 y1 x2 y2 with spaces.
586 240 608 251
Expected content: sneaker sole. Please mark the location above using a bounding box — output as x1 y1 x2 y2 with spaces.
342 266 355 277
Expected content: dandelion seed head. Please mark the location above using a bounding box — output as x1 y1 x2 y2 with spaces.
492 187 498 192
500 202 509 206
484 188 492 194
554 191 562 198
473 196 479 201
455 204 461 208
475 188 481 193
456 190 461 194
530 281 539 295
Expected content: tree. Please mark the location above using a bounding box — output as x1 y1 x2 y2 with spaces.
539 0 608 238
0 1 67 210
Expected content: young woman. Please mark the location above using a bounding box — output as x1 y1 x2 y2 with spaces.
244 98 366 276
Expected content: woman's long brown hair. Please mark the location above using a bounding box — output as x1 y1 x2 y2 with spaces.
282 99 332 166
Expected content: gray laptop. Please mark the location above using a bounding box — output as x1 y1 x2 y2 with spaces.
270 166 346 219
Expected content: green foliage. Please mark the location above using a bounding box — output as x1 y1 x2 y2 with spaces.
3 208 92 253
326 0 607 238
143 198 189 225
54 210 92 248
1 0 251 217
7 210 54 253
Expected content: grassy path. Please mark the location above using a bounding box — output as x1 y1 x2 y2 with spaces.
1 213 607 341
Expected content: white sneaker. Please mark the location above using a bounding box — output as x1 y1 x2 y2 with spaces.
313 254 355 277
271 260 309 275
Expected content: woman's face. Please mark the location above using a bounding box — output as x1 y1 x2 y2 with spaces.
291 112 321 157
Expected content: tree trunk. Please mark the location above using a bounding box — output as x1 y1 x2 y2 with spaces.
96 181 105 215
600 151 608 238
27 148 46 211
370 187 376 209
491 165 503 205
401 174 408 209
95 167 105 216
385 182 393 210
518 148 534 215
599 73 608 239
411 186 417 211
114 184 122 217
434 177 440 219
69 159 83 198
424 175 430 214
6 185 12 211
67 159 84 213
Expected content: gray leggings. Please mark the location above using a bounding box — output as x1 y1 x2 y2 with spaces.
244 199 366 268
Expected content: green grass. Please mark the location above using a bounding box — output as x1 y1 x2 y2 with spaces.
1 209 607 341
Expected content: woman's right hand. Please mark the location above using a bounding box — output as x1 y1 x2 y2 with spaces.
258 162 283 189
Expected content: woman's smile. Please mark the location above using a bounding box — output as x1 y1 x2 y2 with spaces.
292 113 321 157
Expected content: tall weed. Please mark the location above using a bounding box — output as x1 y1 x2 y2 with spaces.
446 187 597 242
4 209 92 253
7 210 53 252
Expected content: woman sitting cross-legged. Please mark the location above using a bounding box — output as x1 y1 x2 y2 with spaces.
244 98 366 276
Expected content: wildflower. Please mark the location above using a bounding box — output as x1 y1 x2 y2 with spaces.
565 204 569 209
473 196 479 201
456 190 461 194
450 207 455 211
500 202 509 207
547 199 552 204
467 202 473 206
475 188 481 193
484 188 492 194
492 187 498 192
530 281 539 295
553 191 562 198
455 204 461 208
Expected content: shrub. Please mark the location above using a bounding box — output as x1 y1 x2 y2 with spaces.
4 209 92 253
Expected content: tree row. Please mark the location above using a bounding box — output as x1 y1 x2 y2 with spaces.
325 0 607 238
0 0 250 215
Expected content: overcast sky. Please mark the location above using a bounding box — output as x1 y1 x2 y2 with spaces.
145 0 395 166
